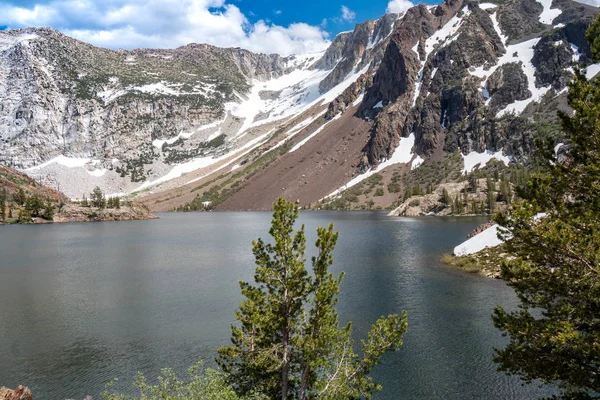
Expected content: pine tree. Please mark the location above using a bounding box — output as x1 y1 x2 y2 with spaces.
114 196 121 209
44 201 54 221
91 186 106 209
493 16 600 399
0 188 6 221
217 198 407 400
81 194 89 207
468 173 478 192
441 188 452 206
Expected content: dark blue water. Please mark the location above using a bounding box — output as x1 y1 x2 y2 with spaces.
0 212 555 399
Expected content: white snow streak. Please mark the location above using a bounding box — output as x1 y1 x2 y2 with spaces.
462 149 511 173
325 133 421 199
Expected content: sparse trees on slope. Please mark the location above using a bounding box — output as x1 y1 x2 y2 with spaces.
217 198 407 400
493 15 600 400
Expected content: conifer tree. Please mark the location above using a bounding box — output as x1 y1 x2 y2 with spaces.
44 201 54 221
441 188 452 206
217 198 407 400
91 186 106 209
493 16 600 399
0 188 6 221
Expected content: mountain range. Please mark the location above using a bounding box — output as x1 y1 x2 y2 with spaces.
0 0 598 211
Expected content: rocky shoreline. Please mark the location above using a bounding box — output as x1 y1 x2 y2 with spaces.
52 202 157 223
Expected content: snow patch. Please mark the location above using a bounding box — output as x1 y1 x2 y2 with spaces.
454 225 503 256
586 64 600 80
536 0 562 25
411 155 424 170
478 2 498 9
352 93 365 107
462 149 511 173
373 100 383 109
26 155 91 171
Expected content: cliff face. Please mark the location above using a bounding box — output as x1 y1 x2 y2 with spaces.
359 0 598 169
0 0 598 209
0 28 291 169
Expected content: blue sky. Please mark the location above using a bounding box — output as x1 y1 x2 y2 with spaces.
0 0 430 54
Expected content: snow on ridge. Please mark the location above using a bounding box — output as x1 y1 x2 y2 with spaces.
536 0 562 25
424 8 470 55
454 224 502 256
225 58 369 139
324 133 422 199
462 149 511 174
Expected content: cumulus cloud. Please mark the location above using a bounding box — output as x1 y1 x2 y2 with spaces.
0 0 331 55
386 0 414 14
340 5 356 22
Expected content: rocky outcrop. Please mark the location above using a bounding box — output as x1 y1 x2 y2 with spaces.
0 385 32 400
53 202 157 223
317 14 399 93
497 0 545 42
324 74 373 119
487 63 532 112
388 181 469 216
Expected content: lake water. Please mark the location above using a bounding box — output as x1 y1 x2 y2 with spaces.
0 212 556 399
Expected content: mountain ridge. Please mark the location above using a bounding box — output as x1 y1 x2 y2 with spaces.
0 0 598 211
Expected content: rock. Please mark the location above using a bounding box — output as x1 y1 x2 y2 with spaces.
0 385 32 400
325 73 373 120
487 62 532 112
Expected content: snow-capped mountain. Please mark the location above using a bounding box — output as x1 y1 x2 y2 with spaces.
0 0 598 209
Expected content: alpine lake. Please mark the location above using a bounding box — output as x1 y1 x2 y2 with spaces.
0 211 557 399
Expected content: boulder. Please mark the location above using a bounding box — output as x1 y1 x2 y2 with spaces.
0 386 32 400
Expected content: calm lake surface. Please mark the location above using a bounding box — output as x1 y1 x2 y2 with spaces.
0 212 555 399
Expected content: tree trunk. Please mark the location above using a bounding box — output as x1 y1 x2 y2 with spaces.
281 292 289 400
299 364 311 400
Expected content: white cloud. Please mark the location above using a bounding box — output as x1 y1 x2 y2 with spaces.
340 5 356 22
386 0 414 13
0 0 331 56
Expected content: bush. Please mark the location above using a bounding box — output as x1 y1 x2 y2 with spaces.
387 182 401 193
375 188 384 197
